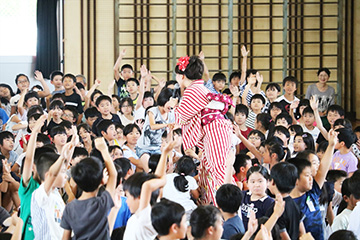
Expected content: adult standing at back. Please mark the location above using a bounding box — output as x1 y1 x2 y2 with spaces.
305 68 335 116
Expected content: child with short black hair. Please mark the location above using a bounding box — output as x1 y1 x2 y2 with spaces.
275 76 299 114
331 179 353 231
126 78 140 105
50 71 65 95
216 184 245 239
151 198 187 240
275 113 292 128
205 72 226 94
62 73 83 123
61 138 117 240
109 145 123 160
50 126 68 153
234 104 252 152
62 106 78 125
255 113 271 135
268 102 284 122
331 128 357 176
245 94 265 129
264 83 281 113
0 131 18 166
114 49 134 98
190 205 224 240
346 171 360 238
96 119 118 146
301 106 320 143
233 154 252 190
84 107 100 129
46 99 64 132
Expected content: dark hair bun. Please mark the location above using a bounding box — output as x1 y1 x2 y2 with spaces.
184 56 204 80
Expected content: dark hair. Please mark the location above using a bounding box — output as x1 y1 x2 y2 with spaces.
0 83 15 97
59 120 73 130
282 76 298 87
182 56 204 80
295 132 315 151
317 140 329 153
151 198 185 236
123 123 141 136
273 126 290 140
233 154 251 174
96 119 115 137
126 78 140 86
119 97 134 114
95 95 112 107
148 154 161 174
165 80 177 88
72 157 103 192
302 107 314 116
326 170 347 183
341 178 351 197
235 104 249 117
216 184 243 213
36 133 51 145
35 152 60 181
157 88 173 107
246 165 270 181
354 126 360 133
111 94 121 104
270 162 298 193
266 83 281 92
248 130 265 142
24 91 39 103
174 156 196 192
0 131 14 145
173 128 182 136
27 113 42 133
51 93 66 103
190 205 221 238
72 147 89 159
62 73 76 83
265 138 287 162
121 64 134 72
296 150 317 163
75 82 85 90
348 170 360 199
123 172 159 205
63 106 78 122
49 99 64 110
334 119 352 130
229 71 241 84
250 94 266 105
90 89 103 103
15 73 29 85
246 69 258 80
256 113 271 130
212 72 226 82
84 107 100 119
336 128 356 148
317 68 331 77
269 102 284 114
114 157 132 181
287 158 312 179
27 106 44 119
50 126 67 138
77 123 91 134
329 230 357 240
275 113 292 126
252 217 281 240
289 124 303 135
327 105 345 117
295 99 310 119
50 71 64 80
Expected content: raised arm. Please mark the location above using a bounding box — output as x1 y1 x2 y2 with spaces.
138 175 166 212
240 45 249 86
224 148 236 184
95 137 117 197
229 85 240 116
241 78 254 106
17 89 27 117
136 65 149 111
289 100 300 125
84 79 101 110
155 141 176 177
310 96 328 140
22 115 47 185
264 194 285 233
314 129 337 188
34 70 50 98
114 48 126 81
234 124 263 161
199 51 210 82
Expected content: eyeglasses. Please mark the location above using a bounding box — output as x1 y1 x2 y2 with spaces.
121 105 131 108
249 136 261 141
62 113 74 118
18 80 29 84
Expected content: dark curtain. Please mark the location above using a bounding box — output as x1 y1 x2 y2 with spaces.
36 0 59 78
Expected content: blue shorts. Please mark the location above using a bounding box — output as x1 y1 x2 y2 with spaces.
136 147 162 157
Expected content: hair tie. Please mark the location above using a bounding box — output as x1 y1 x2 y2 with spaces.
176 56 190 71
302 134 307 138
180 173 185 176
253 163 258 167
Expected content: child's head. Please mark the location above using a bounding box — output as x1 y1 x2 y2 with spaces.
263 138 286 165
295 99 310 119
229 71 241 86
0 131 15 152
151 198 186 239
190 205 223 240
326 170 347 193
273 126 290 146
234 104 249 126
255 113 271 131
49 99 64 119
294 132 315 152
15 74 30 92
50 126 67 146
216 184 243 214
84 107 100 128
111 94 121 111
212 72 226 92
246 69 258 85
275 113 292 128
296 150 320 177
287 158 313 192
302 107 315 126
329 230 357 240
157 88 174 112
247 130 265 149
36 133 51 147
0 83 15 99
115 123 124 141
24 91 39 108
316 140 328 160
90 89 103 107
62 73 76 90
123 172 159 213
246 165 270 197
174 156 196 192
97 119 116 140
269 161 298 194
265 83 281 101
123 124 141 145
75 74 87 87
77 123 92 143
181 56 204 80
335 128 356 150
95 95 112 116
59 120 74 137
27 113 42 133
120 64 134 80
333 118 352 130
250 94 266 112
119 97 134 115
282 76 297 95
348 170 360 200
62 106 78 124
269 102 283 121
114 157 133 180
126 78 140 94
327 105 345 127
173 128 182 148
339 179 353 208
148 154 160 174
288 124 303 137
36 152 67 187
50 71 64 88
71 147 88 166
142 91 155 110
72 157 103 192
233 154 252 178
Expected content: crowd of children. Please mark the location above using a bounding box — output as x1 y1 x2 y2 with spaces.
0 46 359 240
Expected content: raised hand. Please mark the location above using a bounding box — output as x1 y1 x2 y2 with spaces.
247 210 258 236
310 96 318 111
94 79 101 87
273 193 285 217
290 100 300 110
163 140 176 154
229 84 240 97
95 137 108 152
256 72 263 86
241 45 250 57
34 70 44 81
327 129 338 147
140 65 149 79
198 51 205 61
120 48 126 57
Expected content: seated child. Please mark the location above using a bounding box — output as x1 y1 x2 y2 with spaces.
275 76 299 114
301 107 320 143
46 100 64 133
331 179 353 232
275 113 292 129
84 107 100 130
205 72 226 94
126 78 140 105
190 205 224 240
346 170 360 239
245 94 265 130
233 154 252 190
263 83 281 113
234 104 252 152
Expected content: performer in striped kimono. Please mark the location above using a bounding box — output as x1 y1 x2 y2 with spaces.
174 55 234 204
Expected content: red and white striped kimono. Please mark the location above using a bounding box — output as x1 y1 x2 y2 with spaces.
175 80 233 204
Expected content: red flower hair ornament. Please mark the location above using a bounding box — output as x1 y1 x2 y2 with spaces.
176 55 190 72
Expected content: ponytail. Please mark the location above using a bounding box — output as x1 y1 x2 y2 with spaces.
173 156 196 192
